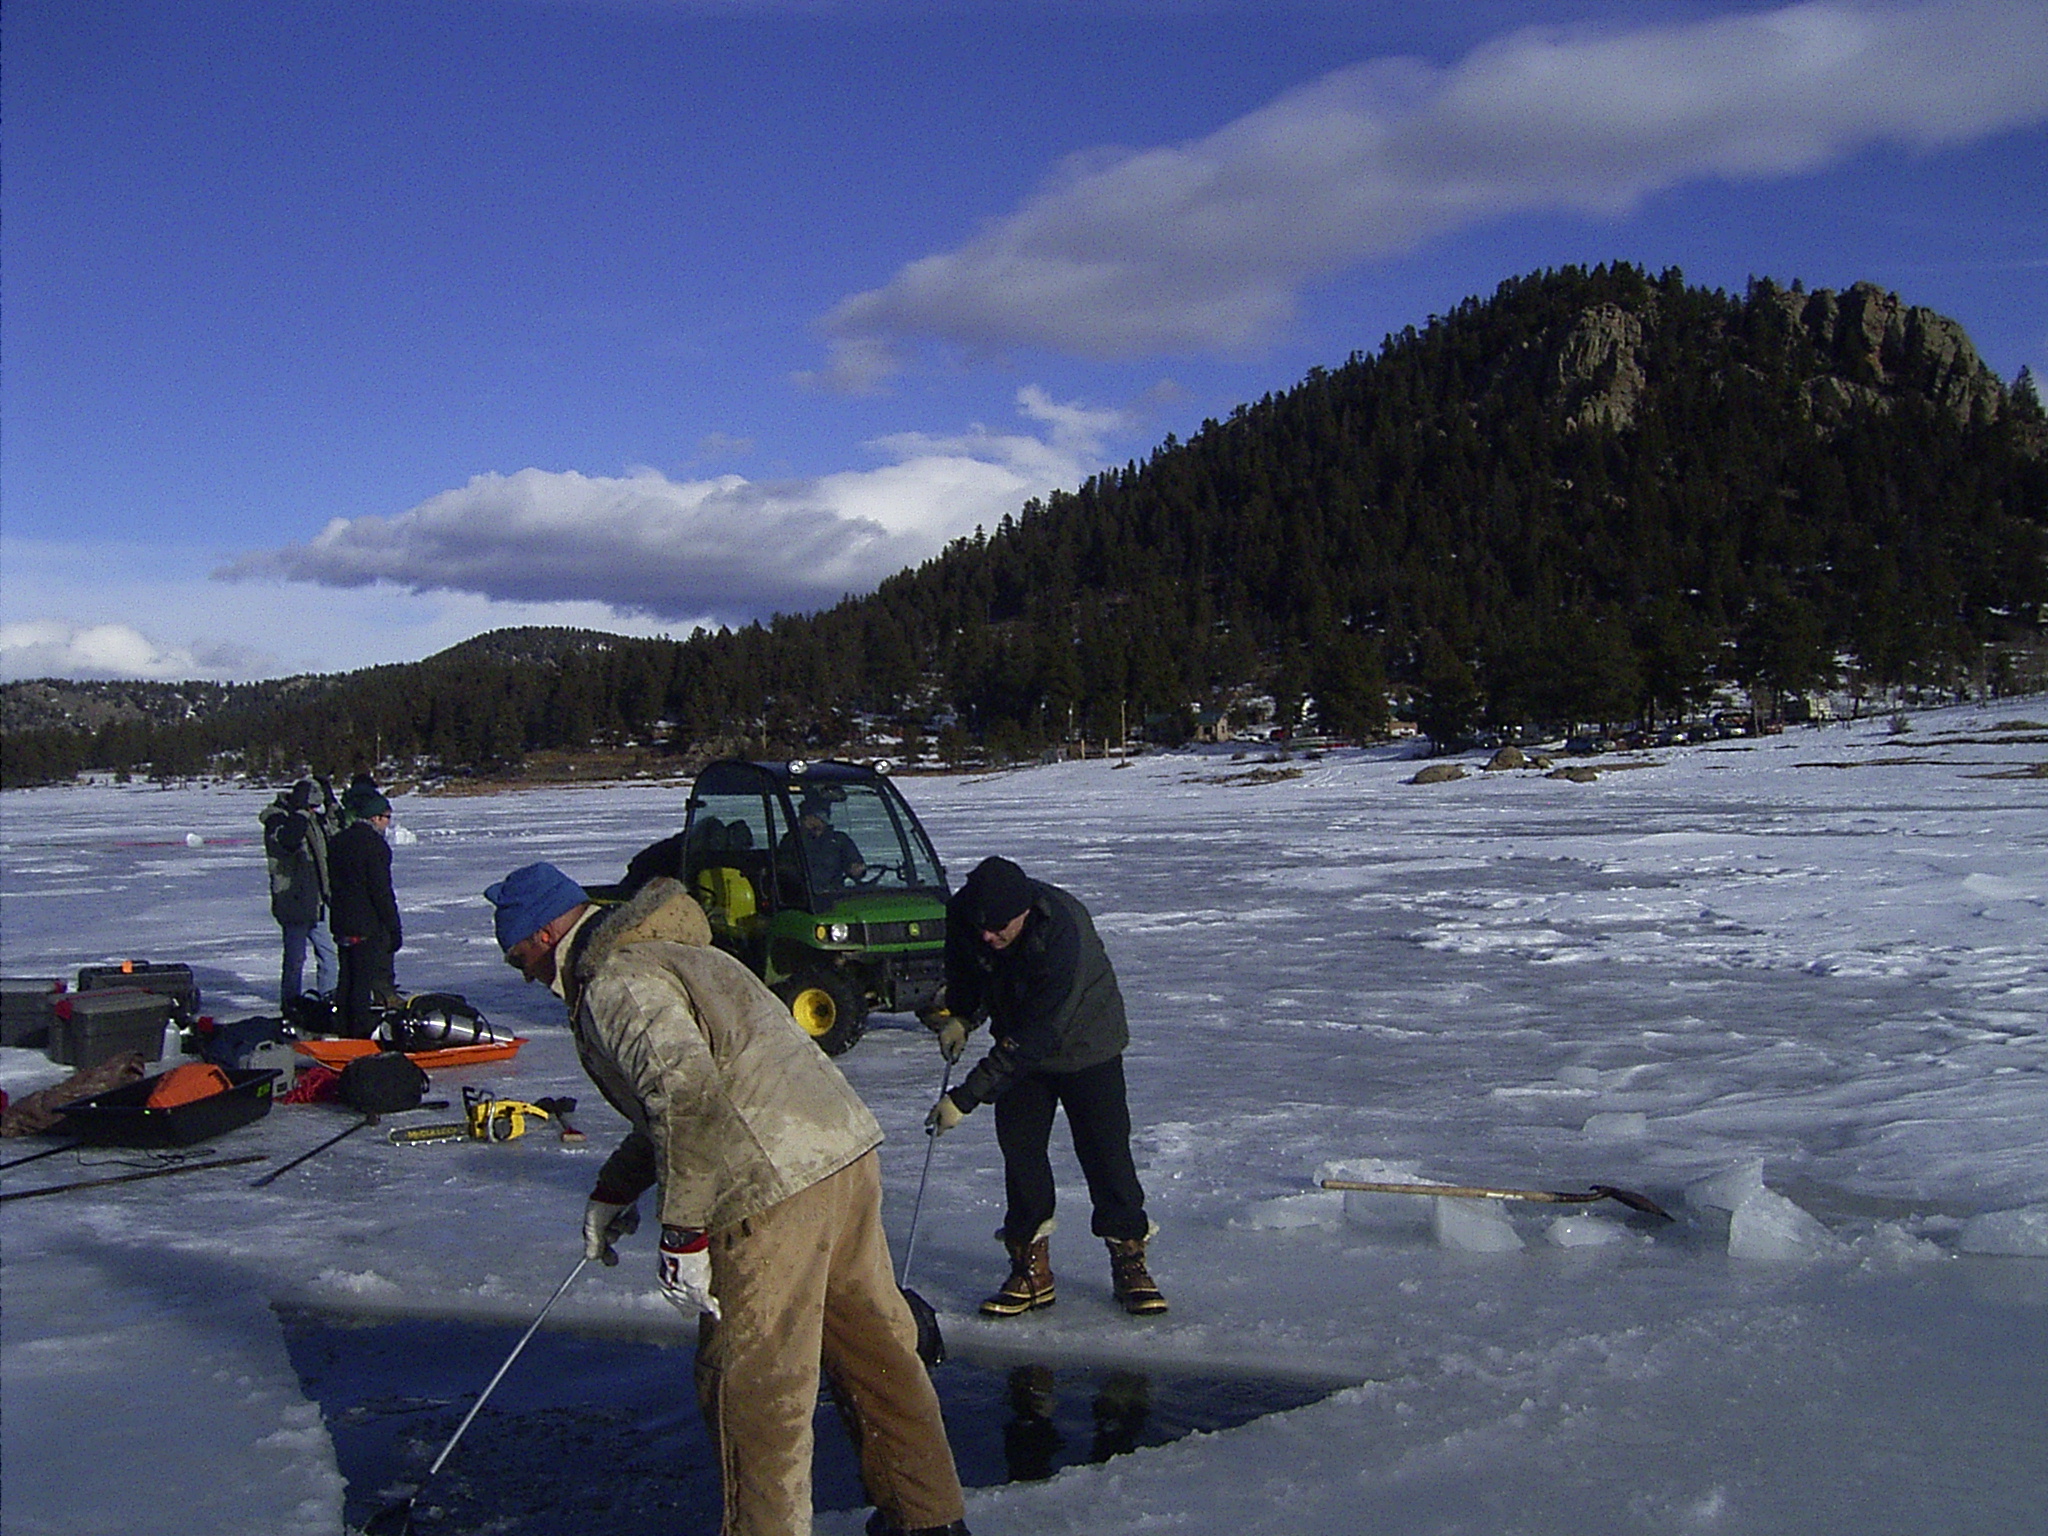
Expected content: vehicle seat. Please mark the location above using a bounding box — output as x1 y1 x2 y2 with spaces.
693 863 758 928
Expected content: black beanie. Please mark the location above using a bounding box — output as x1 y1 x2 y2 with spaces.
964 856 1033 930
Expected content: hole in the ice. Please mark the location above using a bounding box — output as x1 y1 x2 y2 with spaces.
279 1310 1334 1534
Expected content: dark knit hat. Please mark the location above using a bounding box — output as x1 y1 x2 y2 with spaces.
485 862 588 951
343 779 387 814
962 856 1034 931
353 790 392 819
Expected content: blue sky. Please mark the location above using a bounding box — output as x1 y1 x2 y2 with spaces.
4 0 2045 682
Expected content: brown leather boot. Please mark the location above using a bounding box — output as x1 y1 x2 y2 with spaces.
1107 1236 1168 1315
981 1230 1055 1317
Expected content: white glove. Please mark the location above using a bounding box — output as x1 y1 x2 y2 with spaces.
925 1092 967 1138
658 1227 721 1320
582 1197 640 1265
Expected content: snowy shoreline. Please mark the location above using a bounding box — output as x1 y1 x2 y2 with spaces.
5 702 2047 1534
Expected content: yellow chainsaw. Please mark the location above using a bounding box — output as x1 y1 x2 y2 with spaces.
388 1087 553 1145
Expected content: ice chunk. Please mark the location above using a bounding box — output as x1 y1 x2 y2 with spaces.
1322 1158 1434 1230
1433 1196 1524 1252
1339 1189 1434 1230
1547 1214 1626 1247
1727 1186 1836 1261
1861 1223 1947 1266
1686 1159 1766 1213
1582 1111 1647 1140
1235 1192 1343 1231
1958 1205 2048 1257
391 824 419 845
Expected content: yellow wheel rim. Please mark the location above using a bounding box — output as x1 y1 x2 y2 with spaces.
790 986 838 1038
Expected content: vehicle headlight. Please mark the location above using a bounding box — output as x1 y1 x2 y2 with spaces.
828 922 853 944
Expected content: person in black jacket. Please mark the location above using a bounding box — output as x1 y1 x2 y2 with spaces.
326 791 402 1037
924 856 1166 1318
778 793 867 893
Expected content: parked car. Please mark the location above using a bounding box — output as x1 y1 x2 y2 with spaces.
1712 710 1755 738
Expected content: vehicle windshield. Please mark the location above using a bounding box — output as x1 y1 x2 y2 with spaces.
685 774 946 907
776 779 945 897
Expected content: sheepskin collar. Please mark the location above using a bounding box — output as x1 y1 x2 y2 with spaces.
563 877 712 1012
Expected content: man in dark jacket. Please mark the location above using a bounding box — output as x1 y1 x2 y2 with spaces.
779 793 867 892
326 791 401 1037
259 779 335 1008
924 856 1166 1317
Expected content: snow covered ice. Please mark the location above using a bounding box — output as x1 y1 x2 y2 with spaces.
5 702 2048 1534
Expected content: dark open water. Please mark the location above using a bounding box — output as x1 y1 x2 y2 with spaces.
279 1311 1331 1534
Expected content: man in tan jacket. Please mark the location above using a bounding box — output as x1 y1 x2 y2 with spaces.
486 862 968 1536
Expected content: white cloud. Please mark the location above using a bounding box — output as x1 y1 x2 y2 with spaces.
0 537 704 682
0 390 1126 682
820 0 2048 374
216 389 1125 620
0 621 221 682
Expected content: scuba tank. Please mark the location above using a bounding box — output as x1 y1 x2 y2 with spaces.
377 992 503 1050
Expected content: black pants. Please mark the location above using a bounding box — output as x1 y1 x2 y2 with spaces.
993 1054 1148 1245
335 936 396 1038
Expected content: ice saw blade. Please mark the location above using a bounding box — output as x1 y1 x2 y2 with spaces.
388 1122 475 1145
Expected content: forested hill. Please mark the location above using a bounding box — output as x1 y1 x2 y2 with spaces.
5 264 2045 787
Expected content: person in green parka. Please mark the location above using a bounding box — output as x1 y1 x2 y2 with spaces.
258 779 335 1009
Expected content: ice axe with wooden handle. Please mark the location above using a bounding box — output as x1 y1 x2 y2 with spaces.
1321 1177 1673 1221
533 1096 586 1143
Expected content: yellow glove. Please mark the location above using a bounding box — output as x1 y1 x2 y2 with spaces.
925 1092 967 1138
921 1006 969 1063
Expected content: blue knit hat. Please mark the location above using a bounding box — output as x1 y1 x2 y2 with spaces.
484 862 588 951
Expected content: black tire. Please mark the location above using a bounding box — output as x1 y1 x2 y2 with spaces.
773 968 866 1056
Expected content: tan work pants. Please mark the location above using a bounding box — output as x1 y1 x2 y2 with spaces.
695 1149 966 1536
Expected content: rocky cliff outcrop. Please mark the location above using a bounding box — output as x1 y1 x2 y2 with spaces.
1764 281 2004 427
1529 278 2012 435
1549 302 1649 431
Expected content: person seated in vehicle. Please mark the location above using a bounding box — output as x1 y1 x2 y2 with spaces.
780 793 867 892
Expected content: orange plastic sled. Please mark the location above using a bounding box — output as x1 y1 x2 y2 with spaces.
293 1037 524 1073
144 1062 234 1109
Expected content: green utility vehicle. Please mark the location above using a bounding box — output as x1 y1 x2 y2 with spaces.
618 759 951 1055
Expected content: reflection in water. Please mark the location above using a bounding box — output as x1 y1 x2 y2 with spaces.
1001 1364 1155 1481
1091 1369 1151 1463
1004 1365 1059 1481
